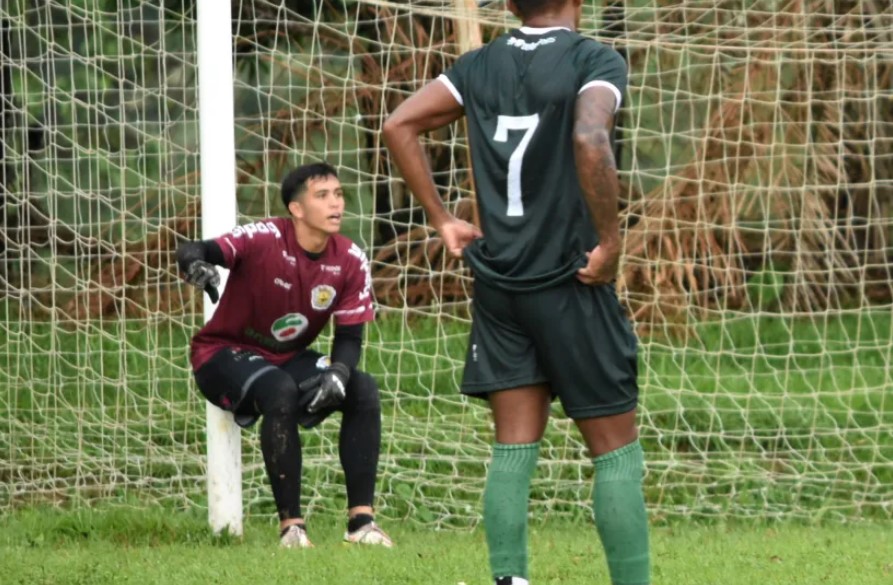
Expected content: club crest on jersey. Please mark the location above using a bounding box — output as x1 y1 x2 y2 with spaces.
270 313 308 342
311 285 337 311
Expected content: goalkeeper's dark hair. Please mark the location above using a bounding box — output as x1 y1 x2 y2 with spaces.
280 162 339 210
511 0 564 18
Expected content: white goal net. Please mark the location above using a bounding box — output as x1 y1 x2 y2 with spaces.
1 0 891 526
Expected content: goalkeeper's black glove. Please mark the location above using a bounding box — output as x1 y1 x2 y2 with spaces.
299 362 350 414
184 260 221 303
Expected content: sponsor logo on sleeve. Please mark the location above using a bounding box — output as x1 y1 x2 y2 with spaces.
311 285 337 311
348 243 372 301
270 313 308 342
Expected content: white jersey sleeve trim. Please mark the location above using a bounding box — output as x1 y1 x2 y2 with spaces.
437 74 463 107
333 305 371 317
222 237 238 258
578 80 623 113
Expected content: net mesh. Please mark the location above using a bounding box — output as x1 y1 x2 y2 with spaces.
1 0 891 525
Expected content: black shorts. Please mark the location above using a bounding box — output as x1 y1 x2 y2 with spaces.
193 348 332 428
461 278 639 419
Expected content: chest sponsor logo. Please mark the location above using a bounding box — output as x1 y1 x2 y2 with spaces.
270 313 308 342
320 264 341 275
274 278 292 291
311 285 337 311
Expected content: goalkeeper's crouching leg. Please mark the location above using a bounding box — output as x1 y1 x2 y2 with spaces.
338 371 392 546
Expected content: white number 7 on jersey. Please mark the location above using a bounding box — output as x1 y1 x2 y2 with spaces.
493 114 540 217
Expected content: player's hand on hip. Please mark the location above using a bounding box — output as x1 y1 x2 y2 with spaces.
577 243 621 285
438 217 482 258
300 362 350 414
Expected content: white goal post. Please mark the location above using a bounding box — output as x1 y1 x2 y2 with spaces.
197 0 241 536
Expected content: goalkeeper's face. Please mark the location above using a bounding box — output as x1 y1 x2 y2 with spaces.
289 174 346 235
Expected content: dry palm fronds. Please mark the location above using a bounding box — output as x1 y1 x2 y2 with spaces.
617 0 892 335
50 0 893 323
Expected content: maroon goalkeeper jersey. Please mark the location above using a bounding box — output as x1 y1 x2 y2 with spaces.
189 217 374 371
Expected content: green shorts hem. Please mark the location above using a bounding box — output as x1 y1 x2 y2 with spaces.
461 375 550 397
564 396 638 420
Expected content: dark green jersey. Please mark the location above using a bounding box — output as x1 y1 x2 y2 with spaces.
441 26 627 291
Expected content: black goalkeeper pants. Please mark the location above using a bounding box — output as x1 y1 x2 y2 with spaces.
194 348 382 521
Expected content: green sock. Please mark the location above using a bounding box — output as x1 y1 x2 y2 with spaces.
484 442 540 581
593 440 651 585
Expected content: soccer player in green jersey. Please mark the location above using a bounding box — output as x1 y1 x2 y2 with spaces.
383 1 649 584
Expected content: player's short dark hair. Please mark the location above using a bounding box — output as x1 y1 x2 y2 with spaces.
511 0 564 18
280 162 339 210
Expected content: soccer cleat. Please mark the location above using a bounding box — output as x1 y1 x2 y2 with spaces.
343 522 393 547
495 578 529 585
279 524 313 549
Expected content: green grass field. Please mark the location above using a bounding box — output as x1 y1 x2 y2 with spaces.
1 507 891 585
2 309 892 583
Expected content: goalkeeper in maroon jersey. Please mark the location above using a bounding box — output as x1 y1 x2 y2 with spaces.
177 162 392 549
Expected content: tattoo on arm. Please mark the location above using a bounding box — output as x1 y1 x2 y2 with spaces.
574 88 621 248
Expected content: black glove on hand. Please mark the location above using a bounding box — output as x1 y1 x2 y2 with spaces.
299 362 350 414
185 260 221 303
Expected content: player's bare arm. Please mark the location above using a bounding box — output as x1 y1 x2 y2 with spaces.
382 80 482 257
574 86 622 285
